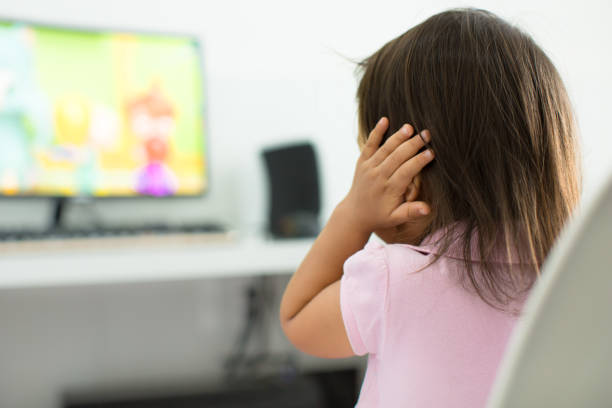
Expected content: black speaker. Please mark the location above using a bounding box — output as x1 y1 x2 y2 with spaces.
262 142 321 238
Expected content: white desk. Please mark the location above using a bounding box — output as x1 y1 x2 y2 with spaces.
0 233 313 289
0 233 347 408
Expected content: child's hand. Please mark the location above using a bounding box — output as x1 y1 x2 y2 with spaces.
280 117 434 359
339 117 434 235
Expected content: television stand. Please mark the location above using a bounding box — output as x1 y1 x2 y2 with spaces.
50 197 67 232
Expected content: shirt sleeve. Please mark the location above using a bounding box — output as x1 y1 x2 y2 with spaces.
340 240 389 356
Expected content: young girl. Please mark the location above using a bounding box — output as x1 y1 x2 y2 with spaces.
280 7 580 407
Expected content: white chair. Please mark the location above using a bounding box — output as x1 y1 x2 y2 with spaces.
487 172 612 407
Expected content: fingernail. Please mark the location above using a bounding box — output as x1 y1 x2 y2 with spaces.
422 130 431 143
378 117 385 125
425 149 434 159
420 207 430 215
402 124 411 135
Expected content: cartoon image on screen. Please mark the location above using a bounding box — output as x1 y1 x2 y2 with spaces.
128 83 177 196
0 21 206 197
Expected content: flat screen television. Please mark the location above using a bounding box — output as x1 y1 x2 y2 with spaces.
0 19 206 197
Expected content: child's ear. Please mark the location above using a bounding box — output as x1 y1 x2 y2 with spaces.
404 174 422 202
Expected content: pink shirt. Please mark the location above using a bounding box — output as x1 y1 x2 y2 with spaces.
340 230 525 407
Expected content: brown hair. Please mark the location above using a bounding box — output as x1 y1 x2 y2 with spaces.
356 8 581 308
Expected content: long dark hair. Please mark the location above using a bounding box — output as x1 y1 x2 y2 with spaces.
356 8 581 308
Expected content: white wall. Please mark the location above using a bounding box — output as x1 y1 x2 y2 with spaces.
0 275 360 408
0 0 609 231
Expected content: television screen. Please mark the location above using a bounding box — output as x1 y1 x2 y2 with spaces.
0 20 206 197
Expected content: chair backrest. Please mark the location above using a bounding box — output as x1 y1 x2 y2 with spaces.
487 172 612 407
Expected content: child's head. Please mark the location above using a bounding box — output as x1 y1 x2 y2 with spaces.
356 8 581 306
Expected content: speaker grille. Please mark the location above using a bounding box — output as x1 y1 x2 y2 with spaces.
262 143 321 238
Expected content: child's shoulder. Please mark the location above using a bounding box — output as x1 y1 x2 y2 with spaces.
344 239 435 284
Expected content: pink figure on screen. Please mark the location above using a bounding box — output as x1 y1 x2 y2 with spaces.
127 83 177 196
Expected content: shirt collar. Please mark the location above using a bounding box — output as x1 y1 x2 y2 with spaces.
398 224 532 265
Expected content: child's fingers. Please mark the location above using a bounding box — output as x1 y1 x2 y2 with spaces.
388 148 435 190
389 201 431 224
360 117 388 160
370 124 414 166
379 129 430 178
